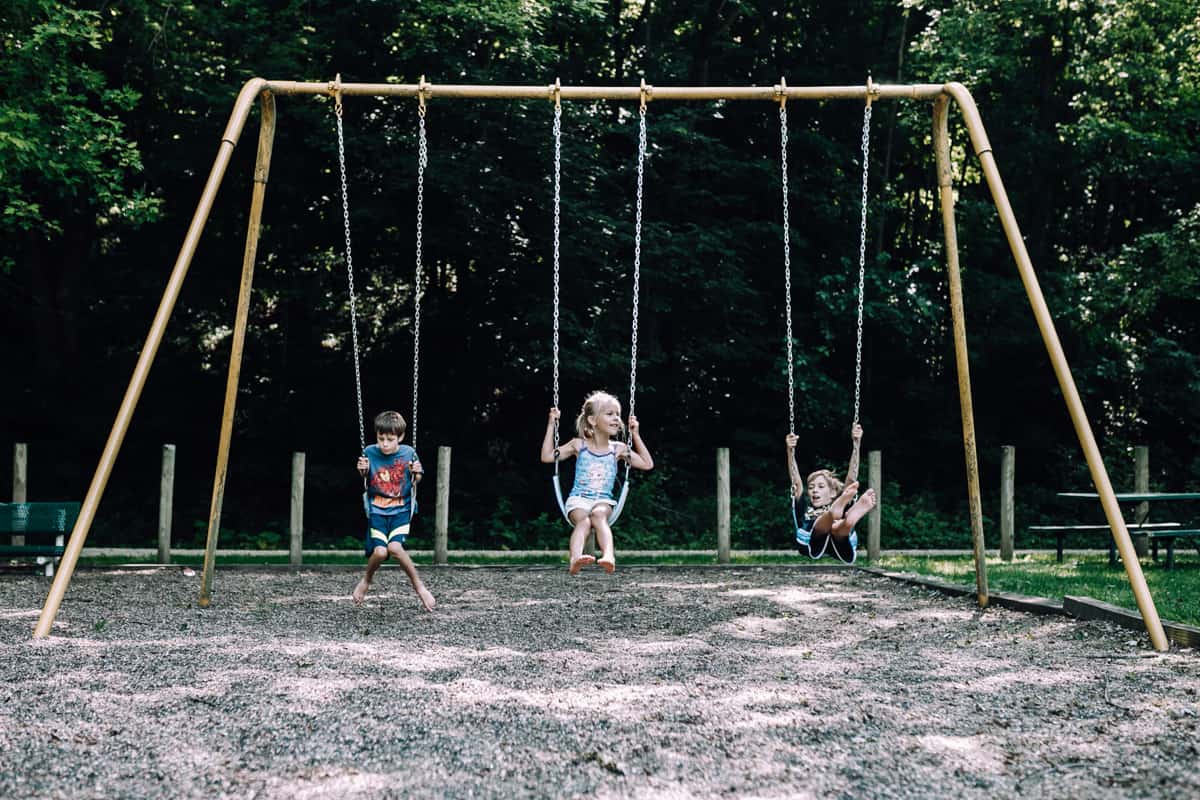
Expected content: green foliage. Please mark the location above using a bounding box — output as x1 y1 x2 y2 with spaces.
880 484 972 549
183 520 282 551
485 495 566 549
0 1 160 255
731 484 795 550
610 467 696 550
333 535 362 551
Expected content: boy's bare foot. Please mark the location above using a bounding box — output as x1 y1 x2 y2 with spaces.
417 586 436 612
352 578 370 606
569 554 596 575
831 481 859 520
597 556 616 574
843 489 877 529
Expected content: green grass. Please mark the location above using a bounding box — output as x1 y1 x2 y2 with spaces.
75 551 803 568
873 552 1200 627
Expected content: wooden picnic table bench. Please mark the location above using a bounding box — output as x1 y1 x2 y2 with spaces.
0 502 80 576
1030 522 1182 565
1148 529 1200 569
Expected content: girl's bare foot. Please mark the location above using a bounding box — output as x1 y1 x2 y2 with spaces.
569 554 596 575
597 556 616 573
352 578 370 606
831 481 859 520
843 489 877 530
416 586 436 612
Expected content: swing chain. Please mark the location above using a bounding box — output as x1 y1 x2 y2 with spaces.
335 97 366 453
551 99 562 453
412 105 428 451
854 102 872 428
780 102 794 435
629 103 646 428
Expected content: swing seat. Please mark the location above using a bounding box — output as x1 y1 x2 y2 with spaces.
553 464 630 525
362 490 417 520
546 100 642 533
790 492 859 564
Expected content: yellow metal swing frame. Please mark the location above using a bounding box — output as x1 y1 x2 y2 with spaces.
30 78 1169 652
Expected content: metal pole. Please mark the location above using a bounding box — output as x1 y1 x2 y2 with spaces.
941 82 1167 651
12 443 27 546
716 448 731 564
263 80 946 103
1000 446 1015 562
289 452 305 567
32 80 269 638
867 450 882 561
435 446 450 565
933 95 988 607
199 91 277 607
158 444 176 564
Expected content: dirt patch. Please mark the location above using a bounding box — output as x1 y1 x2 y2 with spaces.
1 566 1197 798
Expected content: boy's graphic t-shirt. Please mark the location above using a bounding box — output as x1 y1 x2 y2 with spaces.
364 444 419 509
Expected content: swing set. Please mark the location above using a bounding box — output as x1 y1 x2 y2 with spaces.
29 78 1171 652
783 82 874 554
548 80 647 527
334 80 427 521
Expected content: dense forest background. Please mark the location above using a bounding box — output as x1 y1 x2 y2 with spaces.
2 0 1198 551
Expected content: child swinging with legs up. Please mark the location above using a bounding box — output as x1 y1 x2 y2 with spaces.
541 391 654 574
787 423 877 564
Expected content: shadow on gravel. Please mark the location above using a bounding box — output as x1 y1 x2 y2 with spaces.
1 567 1196 799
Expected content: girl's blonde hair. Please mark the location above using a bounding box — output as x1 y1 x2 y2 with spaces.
575 390 624 440
806 469 843 497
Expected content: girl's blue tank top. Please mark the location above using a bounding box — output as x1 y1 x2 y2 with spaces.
570 441 618 502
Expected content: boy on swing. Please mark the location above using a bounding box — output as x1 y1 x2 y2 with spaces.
352 410 435 611
786 423 877 564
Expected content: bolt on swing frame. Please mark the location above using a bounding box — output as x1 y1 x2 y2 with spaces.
30 78 1169 653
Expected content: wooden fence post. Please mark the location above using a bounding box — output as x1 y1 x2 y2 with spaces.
1134 445 1149 556
158 444 176 564
289 452 305 567
716 448 730 564
867 450 882 560
1000 445 1015 562
12 443 27 545
435 446 450 565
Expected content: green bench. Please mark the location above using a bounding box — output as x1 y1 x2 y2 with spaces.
1149 529 1200 569
0 502 80 576
1030 522 1200 568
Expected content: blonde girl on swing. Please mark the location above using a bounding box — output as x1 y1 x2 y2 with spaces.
540 391 653 574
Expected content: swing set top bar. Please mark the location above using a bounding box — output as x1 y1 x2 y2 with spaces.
263 79 946 102
227 79 983 153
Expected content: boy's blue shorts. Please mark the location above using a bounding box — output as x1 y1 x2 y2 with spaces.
364 505 412 556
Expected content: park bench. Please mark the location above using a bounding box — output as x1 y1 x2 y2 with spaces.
1147 529 1200 569
0 502 80 576
1030 522 1200 568
1030 522 1181 566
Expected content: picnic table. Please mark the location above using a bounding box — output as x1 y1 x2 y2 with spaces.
1039 492 1200 568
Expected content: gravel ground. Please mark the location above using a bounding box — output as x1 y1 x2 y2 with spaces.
1 565 1197 799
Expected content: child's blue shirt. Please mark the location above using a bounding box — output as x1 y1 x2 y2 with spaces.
364 444 419 510
569 441 619 503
